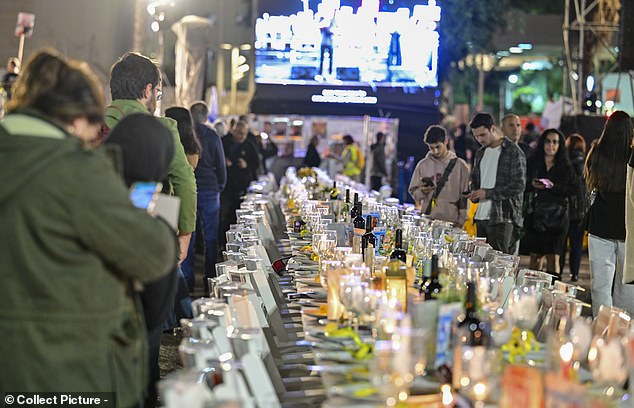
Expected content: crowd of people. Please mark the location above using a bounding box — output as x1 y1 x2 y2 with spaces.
0 48 274 408
408 110 634 320
2 44 634 406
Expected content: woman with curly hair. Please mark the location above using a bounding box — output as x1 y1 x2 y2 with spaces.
523 129 576 276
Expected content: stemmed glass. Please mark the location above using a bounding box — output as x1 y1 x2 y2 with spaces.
339 274 369 331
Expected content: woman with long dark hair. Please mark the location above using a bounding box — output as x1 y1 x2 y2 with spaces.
585 110 634 317
523 129 576 275
559 134 587 281
165 106 202 169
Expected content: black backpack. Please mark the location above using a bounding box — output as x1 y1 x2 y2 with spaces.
569 173 589 224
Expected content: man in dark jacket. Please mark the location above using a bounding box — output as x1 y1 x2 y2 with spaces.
219 120 260 251
182 102 227 287
468 112 526 254
370 132 388 191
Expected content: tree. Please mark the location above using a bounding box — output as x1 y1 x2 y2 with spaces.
437 0 507 84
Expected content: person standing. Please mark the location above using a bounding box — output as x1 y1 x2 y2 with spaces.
501 113 533 158
105 113 179 408
318 16 335 77
341 134 363 181
219 120 260 250
303 135 322 168
0 49 177 408
165 106 202 169
468 113 526 254
560 134 588 281
106 52 197 265
370 132 388 191
2 57 20 100
523 129 576 276
181 102 226 289
409 125 470 225
585 110 634 317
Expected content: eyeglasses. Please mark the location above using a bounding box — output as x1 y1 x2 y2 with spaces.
544 139 559 145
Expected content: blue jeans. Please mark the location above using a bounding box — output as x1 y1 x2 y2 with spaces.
181 190 220 290
588 234 634 317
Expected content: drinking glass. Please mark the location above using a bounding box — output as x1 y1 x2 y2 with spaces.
320 260 342 289
339 274 368 330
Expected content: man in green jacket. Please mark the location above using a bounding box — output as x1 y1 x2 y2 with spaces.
106 52 197 262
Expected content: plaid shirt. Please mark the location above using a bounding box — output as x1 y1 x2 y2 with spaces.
470 137 526 226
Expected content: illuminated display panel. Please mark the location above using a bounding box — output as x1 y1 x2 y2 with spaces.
255 0 441 90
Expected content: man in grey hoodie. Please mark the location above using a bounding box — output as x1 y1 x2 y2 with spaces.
409 125 470 225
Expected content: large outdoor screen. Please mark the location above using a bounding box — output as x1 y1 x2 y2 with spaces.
255 0 441 90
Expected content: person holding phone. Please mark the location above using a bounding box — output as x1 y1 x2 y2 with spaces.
0 49 177 407
409 125 470 225
523 129 576 276
105 113 181 408
468 113 526 254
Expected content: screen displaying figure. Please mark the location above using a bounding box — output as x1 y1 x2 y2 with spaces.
255 0 441 88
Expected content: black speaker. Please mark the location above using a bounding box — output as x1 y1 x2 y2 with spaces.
290 66 318 80
620 1 634 70
336 67 360 81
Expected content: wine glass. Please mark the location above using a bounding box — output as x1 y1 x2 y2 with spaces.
311 233 326 260
508 285 540 332
320 260 342 289
339 274 368 330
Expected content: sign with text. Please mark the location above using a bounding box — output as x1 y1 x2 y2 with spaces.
15 12 35 37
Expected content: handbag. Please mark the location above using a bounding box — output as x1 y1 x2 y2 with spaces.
531 197 569 232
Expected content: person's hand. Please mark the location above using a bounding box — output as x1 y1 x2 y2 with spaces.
467 189 486 202
178 233 192 266
531 179 546 190
421 185 435 195
237 158 247 169
226 159 232 167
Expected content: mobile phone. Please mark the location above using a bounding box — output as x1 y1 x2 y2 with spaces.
537 178 554 189
421 177 434 187
129 182 162 212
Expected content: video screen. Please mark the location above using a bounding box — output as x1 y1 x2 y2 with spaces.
255 0 440 89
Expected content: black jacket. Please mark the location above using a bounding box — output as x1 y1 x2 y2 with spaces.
303 144 321 167
222 134 260 193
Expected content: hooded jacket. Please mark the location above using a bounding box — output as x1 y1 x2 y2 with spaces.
0 111 178 407
105 99 197 234
408 150 470 225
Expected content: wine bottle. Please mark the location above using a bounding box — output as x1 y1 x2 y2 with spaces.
457 282 488 346
384 258 408 314
350 192 359 220
352 203 365 254
341 188 351 222
390 229 407 262
330 181 339 200
452 281 490 390
422 254 442 300
362 215 376 257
